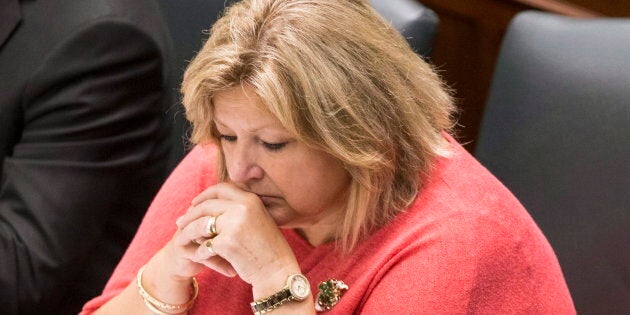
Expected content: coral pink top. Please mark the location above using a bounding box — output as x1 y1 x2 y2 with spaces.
82 136 575 314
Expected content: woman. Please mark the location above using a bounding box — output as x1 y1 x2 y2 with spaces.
82 0 575 314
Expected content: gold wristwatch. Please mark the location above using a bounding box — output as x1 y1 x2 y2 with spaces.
250 274 311 314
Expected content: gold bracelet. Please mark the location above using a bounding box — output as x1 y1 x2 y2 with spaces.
142 298 173 315
136 265 199 314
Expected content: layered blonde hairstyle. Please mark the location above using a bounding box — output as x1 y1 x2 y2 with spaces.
182 0 455 251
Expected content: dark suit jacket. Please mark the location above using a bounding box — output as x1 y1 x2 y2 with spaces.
0 0 174 313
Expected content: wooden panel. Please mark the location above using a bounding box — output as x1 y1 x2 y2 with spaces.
560 0 630 17
420 0 603 152
514 0 602 16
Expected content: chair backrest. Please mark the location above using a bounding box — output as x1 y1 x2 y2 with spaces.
369 0 438 58
475 11 630 315
157 0 238 169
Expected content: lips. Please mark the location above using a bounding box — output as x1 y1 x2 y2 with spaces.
256 194 276 207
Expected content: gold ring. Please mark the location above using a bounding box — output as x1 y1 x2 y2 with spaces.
206 216 218 238
192 239 203 245
205 238 215 255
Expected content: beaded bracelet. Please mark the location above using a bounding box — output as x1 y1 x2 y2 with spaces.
136 265 199 314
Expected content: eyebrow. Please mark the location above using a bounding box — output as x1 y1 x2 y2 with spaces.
213 117 280 134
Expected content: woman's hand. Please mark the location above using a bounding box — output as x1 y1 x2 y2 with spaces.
174 182 301 295
94 183 306 314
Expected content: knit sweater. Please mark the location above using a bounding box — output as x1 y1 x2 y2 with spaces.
82 136 575 314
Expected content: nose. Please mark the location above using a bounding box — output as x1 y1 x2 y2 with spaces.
224 143 264 185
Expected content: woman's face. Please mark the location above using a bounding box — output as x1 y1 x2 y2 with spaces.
213 86 351 240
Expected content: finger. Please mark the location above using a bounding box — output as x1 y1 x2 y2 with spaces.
191 182 253 206
175 215 222 246
176 198 235 228
197 256 237 277
175 205 195 228
192 238 237 277
174 239 208 262
174 238 236 277
195 238 219 260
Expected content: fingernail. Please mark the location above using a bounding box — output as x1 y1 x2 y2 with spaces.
175 216 183 226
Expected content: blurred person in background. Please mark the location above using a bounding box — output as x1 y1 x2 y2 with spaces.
0 0 174 313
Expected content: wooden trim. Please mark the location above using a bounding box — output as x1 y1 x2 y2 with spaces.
511 0 602 17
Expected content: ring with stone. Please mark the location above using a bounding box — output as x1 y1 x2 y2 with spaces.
205 238 215 255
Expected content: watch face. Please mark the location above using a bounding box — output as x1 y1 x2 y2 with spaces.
288 274 310 300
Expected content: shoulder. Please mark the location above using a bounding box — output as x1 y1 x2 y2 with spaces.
18 0 166 37
130 144 220 244
152 145 220 207
0 0 172 107
157 145 219 192
357 136 572 313
413 134 534 239
15 0 171 61
392 136 551 268
10 0 173 109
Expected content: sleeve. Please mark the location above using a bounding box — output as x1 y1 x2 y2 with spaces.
0 20 171 313
80 145 218 314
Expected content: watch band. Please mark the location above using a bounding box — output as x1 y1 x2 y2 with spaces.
250 288 294 314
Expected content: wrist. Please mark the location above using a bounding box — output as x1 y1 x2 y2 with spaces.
251 273 313 315
138 263 198 314
144 256 195 305
251 264 301 299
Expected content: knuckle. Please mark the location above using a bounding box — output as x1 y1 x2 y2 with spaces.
218 235 238 253
236 203 249 213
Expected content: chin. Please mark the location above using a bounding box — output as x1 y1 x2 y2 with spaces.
269 211 291 228
269 211 315 231
266 205 292 226
262 198 295 225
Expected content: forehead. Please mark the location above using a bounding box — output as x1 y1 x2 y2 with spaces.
212 86 283 131
213 85 263 110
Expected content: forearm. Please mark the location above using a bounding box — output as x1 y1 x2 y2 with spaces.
93 282 153 315
0 156 156 312
0 221 29 314
0 185 105 313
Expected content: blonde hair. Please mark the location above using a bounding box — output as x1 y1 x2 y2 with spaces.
182 0 455 251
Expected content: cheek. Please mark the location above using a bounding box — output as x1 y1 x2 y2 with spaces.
275 156 349 215
272 169 317 211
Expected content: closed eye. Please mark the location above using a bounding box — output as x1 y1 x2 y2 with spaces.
219 134 237 142
219 134 287 151
262 141 287 151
